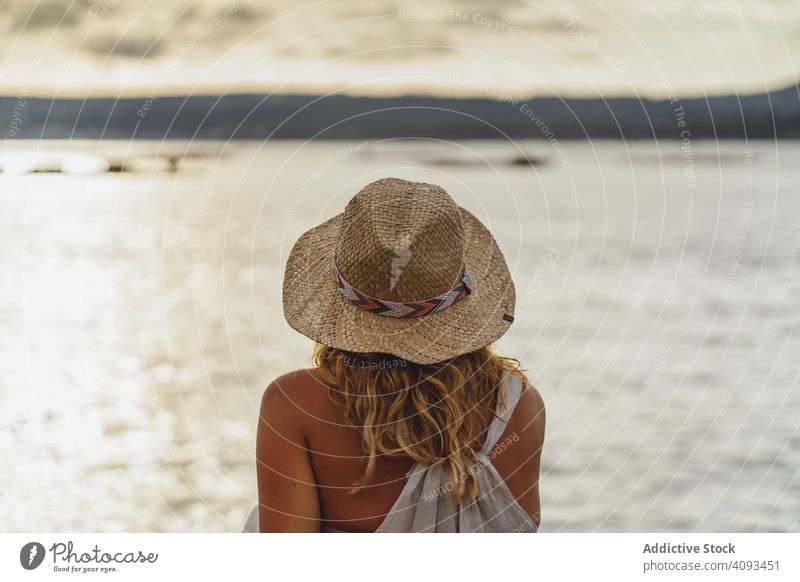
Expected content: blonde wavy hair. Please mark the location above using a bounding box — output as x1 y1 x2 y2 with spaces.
313 343 528 504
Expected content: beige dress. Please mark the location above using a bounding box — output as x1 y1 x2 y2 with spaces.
244 374 536 533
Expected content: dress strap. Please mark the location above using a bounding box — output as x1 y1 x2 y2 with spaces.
481 374 524 455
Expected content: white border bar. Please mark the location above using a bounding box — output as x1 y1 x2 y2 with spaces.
1 533 798 581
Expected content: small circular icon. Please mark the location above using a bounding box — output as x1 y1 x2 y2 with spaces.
20 542 46 570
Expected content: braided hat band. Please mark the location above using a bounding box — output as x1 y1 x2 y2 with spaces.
333 259 472 318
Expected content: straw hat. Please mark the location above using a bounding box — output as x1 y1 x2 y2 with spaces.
282 177 515 365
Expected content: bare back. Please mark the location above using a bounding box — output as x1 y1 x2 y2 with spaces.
255 368 546 532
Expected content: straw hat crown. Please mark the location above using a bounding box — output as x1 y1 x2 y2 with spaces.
335 178 466 302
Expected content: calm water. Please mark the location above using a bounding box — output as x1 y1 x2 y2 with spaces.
0 139 798 532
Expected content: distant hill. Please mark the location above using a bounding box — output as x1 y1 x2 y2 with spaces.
2 85 798 140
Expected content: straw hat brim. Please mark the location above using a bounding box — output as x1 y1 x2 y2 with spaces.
282 207 515 365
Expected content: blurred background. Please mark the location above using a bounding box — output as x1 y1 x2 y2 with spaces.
0 0 798 532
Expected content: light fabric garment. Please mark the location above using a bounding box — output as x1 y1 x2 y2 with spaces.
244 374 536 533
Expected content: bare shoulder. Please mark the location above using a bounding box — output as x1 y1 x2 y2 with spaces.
256 369 323 531
262 368 324 404
259 369 325 443
519 382 546 419
260 368 340 426
509 380 546 442
490 378 546 523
